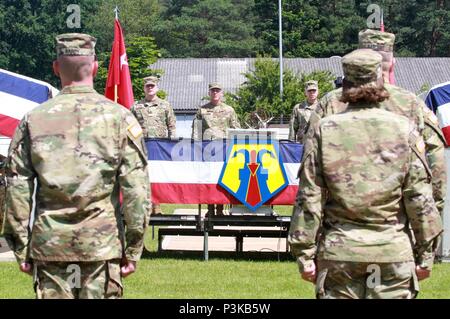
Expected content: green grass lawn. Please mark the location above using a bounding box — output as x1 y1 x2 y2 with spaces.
1 258 450 299
1 205 449 299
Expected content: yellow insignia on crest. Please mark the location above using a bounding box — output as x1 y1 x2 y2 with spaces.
128 123 143 139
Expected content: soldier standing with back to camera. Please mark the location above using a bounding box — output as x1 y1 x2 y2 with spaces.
3 33 150 299
192 82 240 216
289 49 443 299
131 76 176 216
309 29 446 216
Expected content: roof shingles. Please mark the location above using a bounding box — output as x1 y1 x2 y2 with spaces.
150 57 450 112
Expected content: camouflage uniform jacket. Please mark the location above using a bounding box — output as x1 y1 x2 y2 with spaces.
3 86 150 264
289 100 318 143
131 97 176 139
289 104 443 272
191 102 241 140
311 84 447 215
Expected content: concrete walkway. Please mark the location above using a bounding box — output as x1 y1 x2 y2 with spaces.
160 209 288 253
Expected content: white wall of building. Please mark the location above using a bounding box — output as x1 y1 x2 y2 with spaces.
175 114 195 138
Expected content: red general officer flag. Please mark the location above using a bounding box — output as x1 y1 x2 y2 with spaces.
105 19 134 108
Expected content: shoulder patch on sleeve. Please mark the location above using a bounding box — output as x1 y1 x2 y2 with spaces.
125 115 143 139
416 138 425 154
128 122 143 139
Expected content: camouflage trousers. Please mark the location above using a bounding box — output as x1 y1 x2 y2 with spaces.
33 259 123 299
315 260 419 299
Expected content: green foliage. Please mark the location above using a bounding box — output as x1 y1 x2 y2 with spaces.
1 0 450 95
225 57 334 127
84 0 162 54
154 0 260 57
381 0 450 57
417 83 431 96
0 0 101 87
94 36 164 100
255 0 366 58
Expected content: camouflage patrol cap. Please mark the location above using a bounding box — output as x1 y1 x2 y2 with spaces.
209 82 222 90
305 80 318 91
55 33 96 57
144 76 159 85
342 49 382 86
358 29 395 52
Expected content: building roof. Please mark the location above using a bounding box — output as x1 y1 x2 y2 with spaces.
150 57 450 113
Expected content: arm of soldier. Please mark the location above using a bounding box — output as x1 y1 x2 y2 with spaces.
3 119 35 267
230 109 241 129
288 106 299 141
288 122 324 280
422 119 447 216
403 132 443 274
166 104 177 139
315 95 327 118
191 109 202 140
119 117 151 264
129 103 138 119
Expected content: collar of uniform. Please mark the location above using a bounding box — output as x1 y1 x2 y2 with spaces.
59 85 96 95
206 101 222 108
145 96 160 105
347 101 378 109
305 101 317 109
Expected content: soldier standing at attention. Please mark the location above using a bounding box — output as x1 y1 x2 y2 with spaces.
192 82 240 216
131 76 176 216
309 29 446 216
3 33 150 299
289 80 319 143
288 49 442 299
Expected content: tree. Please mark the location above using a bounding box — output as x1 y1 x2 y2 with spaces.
382 0 450 57
0 0 101 87
254 0 366 58
84 0 162 54
153 0 260 57
94 36 164 100
225 57 334 127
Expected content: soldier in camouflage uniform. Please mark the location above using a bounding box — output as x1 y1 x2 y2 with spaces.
0 154 5 233
289 49 443 299
289 80 319 143
2 33 150 299
192 82 240 216
310 29 447 216
131 76 176 216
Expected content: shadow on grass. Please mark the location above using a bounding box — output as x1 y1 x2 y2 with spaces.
142 248 294 262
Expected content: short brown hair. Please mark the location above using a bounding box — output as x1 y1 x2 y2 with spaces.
340 80 390 104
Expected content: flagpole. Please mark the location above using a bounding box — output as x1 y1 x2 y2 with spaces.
114 6 119 20
114 6 119 102
278 0 283 100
